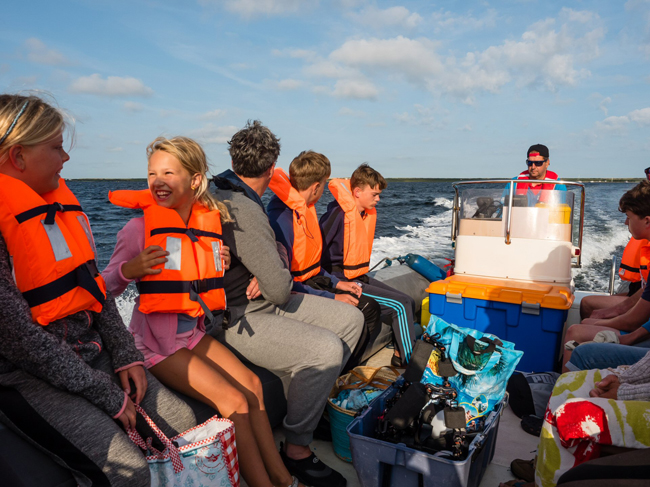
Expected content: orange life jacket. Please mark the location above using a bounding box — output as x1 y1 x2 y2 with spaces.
0 175 106 325
515 170 559 202
268 168 322 282
328 179 376 279
108 190 226 319
619 237 648 282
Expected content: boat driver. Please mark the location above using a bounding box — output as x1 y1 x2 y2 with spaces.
508 144 566 206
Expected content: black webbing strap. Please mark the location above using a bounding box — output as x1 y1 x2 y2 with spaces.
149 227 222 242
291 261 321 277
136 277 225 324
342 261 370 271
15 203 83 225
22 260 105 308
621 262 640 273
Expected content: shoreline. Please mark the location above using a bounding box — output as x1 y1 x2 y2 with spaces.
68 177 643 183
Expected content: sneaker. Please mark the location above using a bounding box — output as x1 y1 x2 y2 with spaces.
280 443 346 487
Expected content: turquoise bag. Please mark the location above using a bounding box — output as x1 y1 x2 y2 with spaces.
421 316 523 424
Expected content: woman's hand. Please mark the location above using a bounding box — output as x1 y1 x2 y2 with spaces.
121 246 168 280
222 245 231 271
589 374 620 400
246 277 261 300
335 281 362 297
117 396 137 430
118 365 148 405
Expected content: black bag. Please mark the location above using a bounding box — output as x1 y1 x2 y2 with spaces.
506 371 560 418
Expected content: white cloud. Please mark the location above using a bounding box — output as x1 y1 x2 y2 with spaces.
431 9 498 31
332 78 378 99
560 7 600 24
200 109 226 120
629 107 650 125
350 6 423 29
69 74 154 97
338 107 366 117
330 36 443 82
599 97 611 115
393 104 436 125
23 38 71 66
300 11 604 101
192 124 239 144
272 48 317 60
203 0 317 18
123 102 144 112
276 78 303 90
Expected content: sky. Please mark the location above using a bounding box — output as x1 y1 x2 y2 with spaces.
2 0 650 179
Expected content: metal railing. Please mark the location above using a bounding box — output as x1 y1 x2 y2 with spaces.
450 179 586 268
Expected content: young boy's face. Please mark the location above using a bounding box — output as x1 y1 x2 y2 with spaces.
625 210 650 240
354 184 382 211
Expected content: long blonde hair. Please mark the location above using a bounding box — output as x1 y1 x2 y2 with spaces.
146 136 232 222
0 94 72 166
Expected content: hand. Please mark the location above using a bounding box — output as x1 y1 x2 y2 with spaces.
335 293 359 306
222 245 231 271
335 281 362 297
246 277 261 300
121 246 168 280
118 365 148 404
589 374 620 400
117 396 137 430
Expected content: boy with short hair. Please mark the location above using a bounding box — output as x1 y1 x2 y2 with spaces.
267 151 381 370
320 163 418 366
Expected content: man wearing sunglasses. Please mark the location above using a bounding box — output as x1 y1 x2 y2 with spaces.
513 144 565 205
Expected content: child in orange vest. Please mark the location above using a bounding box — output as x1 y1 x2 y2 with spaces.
319 164 418 366
104 136 301 487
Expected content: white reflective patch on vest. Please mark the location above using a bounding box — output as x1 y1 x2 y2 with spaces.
41 221 72 262
165 237 182 270
212 241 222 272
77 215 97 260
9 256 16 285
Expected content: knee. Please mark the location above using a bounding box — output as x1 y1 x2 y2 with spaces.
313 334 344 369
243 371 265 407
220 389 249 418
564 324 578 341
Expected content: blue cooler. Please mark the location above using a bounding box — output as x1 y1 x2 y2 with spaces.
427 275 573 372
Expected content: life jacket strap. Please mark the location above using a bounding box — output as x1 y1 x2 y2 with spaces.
342 261 371 271
21 259 105 308
15 203 84 225
620 262 640 273
150 227 222 242
291 261 321 278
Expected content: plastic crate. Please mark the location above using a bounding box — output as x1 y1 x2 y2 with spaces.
428 276 573 372
348 382 505 487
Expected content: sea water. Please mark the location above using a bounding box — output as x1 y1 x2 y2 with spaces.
67 180 637 322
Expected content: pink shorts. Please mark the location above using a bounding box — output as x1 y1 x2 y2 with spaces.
133 326 206 369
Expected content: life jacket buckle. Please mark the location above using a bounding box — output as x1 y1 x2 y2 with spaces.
191 278 209 294
44 202 65 225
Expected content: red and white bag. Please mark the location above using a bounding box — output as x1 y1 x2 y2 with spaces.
128 404 239 487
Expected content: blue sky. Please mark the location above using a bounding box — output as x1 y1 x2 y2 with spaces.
2 0 650 179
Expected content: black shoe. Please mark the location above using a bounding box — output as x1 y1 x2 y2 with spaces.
391 353 403 368
521 415 543 437
280 443 346 487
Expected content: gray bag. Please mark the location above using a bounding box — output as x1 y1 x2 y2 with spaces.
506 371 560 418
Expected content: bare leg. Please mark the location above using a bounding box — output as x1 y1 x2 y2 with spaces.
190 335 299 486
580 294 627 320
150 343 287 487
561 324 621 372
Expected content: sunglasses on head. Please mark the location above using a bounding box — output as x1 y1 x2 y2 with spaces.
526 159 547 167
645 167 650 180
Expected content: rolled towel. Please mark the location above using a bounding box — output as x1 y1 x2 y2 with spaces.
593 330 620 344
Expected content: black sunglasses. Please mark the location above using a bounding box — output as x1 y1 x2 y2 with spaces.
645 167 650 179
526 159 547 167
